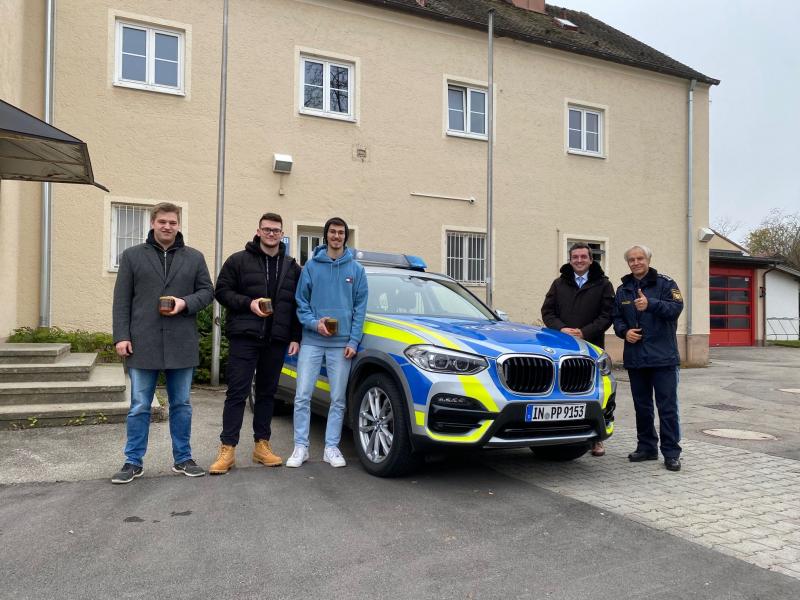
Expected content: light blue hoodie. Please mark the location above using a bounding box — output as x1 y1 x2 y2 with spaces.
295 246 368 350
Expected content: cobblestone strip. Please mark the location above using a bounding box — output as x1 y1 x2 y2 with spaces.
486 430 800 580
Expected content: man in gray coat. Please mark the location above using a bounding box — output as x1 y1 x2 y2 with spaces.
111 202 213 484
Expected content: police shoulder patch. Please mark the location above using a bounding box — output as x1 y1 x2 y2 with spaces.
671 288 683 301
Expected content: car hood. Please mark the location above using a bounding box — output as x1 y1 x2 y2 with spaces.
367 314 598 360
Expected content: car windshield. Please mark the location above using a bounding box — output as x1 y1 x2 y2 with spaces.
366 273 496 320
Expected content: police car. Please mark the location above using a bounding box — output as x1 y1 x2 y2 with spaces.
275 251 616 477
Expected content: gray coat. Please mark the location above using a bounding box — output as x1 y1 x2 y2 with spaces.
112 237 213 370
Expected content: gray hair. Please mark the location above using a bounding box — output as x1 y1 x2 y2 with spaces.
623 244 652 261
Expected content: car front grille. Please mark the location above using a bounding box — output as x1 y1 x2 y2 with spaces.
559 357 596 394
495 420 595 440
498 355 554 394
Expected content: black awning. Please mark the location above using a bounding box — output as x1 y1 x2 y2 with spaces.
0 99 109 192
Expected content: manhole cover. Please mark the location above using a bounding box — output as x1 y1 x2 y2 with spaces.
702 429 777 440
703 403 748 412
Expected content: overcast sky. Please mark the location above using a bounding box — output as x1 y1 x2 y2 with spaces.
560 0 799 243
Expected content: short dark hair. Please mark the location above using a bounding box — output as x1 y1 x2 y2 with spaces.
259 212 283 227
569 242 593 260
151 202 181 222
324 217 349 245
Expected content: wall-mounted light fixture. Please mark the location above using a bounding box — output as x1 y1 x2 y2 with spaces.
273 153 293 174
698 227 715 242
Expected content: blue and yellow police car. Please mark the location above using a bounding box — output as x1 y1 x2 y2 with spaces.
276 251 616 477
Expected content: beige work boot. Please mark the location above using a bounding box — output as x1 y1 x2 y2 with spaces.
253 439 282 467
209 444 236 474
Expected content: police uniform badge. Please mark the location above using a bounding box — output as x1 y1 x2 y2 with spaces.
671 288 683 302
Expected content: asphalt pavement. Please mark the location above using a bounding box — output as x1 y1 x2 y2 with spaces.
0 346 798 599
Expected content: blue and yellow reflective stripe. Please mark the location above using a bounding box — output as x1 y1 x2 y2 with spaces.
281 366 330 392
605 422 614 435
600 375 612 409
363 321 425 345
371 316 458 349
425 420 493 443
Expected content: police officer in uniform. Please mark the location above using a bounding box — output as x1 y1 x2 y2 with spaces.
612 245 684 471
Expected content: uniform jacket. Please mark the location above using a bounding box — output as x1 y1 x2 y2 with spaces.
295 246 368 351
214 238 302 344
112 231 214 370
541 261 615 348
612 268 683 368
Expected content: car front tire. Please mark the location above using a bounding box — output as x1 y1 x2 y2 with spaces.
351 373 421 477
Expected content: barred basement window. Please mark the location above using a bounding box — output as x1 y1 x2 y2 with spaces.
446 231 486 284
111 204 150 270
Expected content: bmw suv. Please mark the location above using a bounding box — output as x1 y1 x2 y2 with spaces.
275 251 616 477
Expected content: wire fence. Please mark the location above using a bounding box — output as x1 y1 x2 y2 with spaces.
766 317 800 340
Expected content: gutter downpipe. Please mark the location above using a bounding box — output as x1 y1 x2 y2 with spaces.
685 78 697 360
761 262 778 345
210 0 229 386
39 0 56 327
486 9 495 309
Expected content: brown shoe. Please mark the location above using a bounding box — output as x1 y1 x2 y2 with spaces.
209 444 236 474
253 439 282 467
591 441 606 457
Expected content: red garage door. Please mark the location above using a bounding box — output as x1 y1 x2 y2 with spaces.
709 266 755 346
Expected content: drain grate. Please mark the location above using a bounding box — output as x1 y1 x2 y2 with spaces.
702 428 778 441
703 403 749 412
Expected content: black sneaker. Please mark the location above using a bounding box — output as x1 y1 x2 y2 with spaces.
111 463 143 484
664 457 682 472
172 459 205 477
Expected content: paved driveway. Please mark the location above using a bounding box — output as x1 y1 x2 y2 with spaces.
0 345 798 597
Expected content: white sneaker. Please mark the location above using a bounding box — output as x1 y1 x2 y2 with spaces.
286 446 309 468
323 446 346 468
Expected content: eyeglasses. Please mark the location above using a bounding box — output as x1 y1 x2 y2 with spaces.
260 227 282 235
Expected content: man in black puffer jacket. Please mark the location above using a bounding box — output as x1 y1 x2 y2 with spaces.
209 212 302 474
542 242 615 456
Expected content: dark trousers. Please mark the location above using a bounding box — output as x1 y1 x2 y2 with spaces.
628 366 681 459
221 336 288 446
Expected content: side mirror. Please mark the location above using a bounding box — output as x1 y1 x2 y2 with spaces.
495 309 509 321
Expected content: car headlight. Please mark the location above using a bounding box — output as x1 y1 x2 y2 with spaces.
597 352 612 376
404 345 488 375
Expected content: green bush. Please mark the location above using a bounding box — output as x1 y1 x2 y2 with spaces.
7 327 119 363
195 304 228 384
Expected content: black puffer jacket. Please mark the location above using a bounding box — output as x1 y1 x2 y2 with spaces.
541 261 615 348
215 238 302 343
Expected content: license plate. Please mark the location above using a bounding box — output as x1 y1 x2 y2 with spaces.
525 403 586 422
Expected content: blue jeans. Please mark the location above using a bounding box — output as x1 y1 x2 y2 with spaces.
293 345 352 448
124 367 195 467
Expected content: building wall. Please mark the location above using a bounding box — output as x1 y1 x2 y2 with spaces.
765 270 800 340
24 0 711 363
0 0 46 340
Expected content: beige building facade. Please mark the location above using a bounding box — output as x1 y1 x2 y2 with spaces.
1 0 716 364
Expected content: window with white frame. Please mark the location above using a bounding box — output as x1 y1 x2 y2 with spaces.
567 238 606 270
568 106 603 155
115 21 184 93
446 231 486 284
111 204 151 270
447 85 487 138
300 56 354 119
298 227 324 266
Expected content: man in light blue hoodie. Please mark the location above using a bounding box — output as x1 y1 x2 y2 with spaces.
286 217 368 468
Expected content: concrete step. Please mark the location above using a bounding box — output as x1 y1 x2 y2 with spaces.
0 353 98 383
0 399 130 429
0 343 71 364
0 365 126 406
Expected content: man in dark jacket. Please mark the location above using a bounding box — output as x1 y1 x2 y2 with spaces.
541 242 614 456
112 202 214 484
209 212 302 474
612 245 684 472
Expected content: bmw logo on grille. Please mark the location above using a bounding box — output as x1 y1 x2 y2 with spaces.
543 347 555 354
